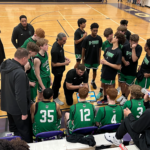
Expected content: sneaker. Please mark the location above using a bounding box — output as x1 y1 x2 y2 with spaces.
117 87 121 95
116 95 125 102
97 99 108 105
54 98 64 105
104 133 122 146
120 98 127 106
96 92 103 100
91 81 97 89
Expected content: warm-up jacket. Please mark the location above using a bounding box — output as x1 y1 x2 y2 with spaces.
0 38 5 65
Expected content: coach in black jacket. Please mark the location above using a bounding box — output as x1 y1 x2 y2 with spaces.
11 15 34 48
1 48 32 143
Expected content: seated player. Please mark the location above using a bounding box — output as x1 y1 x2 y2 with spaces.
24 42 39 103
65 87 95 134
31 88 62 136
136 39 150 89
123 85 146 120
95 88 123 128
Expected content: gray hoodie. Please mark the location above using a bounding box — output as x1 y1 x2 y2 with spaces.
1 59 31 115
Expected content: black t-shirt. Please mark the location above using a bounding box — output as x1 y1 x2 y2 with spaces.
124 38 129 46
51 41 65 75
64 69 88 89
82 35 102 65
101 47 122 80
74 28 85 54
121 43 142 76
126 30 131 41
140 54 150 73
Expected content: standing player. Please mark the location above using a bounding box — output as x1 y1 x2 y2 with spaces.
34 38 52 101
96 88 123 128
123 85 146 120
31 88 62 136
117 34 142 105
74 18 87 68
64 87 95 134
24 42 40 103
136 39 150 89
82 23 102 89
96 32 125 104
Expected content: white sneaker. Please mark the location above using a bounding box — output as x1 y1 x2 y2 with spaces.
104 133 122 146
117 95 125 102
117 87 121 95
120 98 127 106
54 98 64 105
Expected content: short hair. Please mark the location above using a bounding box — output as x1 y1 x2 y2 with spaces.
36 38 49 47
43 88 54 99
90 23 99 30
146 39 150 49
79 87 89 99
27 42 39 53
130 34 139 42
56 32 66 41
10 138 29 150
117 25 127 34
19 15 27 21
14 48 29 59
0 139 14 150
114 32 126 45
104 28 113 37
106 88 118 100
35 28 45 38
120 20 128 25
129 85 143 99
77 64 85 71
78 18 86 27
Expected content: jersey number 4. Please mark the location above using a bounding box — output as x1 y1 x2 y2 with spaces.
40 110 54 123
111 114 117 124
80 109 91 121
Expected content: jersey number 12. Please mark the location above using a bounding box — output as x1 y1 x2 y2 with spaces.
80 109 91 121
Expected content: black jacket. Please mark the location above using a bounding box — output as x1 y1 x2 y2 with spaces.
11 23 34 48
0 38 5 65
1 59 31 115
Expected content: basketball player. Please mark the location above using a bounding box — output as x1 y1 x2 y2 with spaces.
74 18 87 68
96 88 123 127
82 23 102 89
31 88 62 136
24 42 40 103
34 38 52 101
64 87 95 134
21 28 45 48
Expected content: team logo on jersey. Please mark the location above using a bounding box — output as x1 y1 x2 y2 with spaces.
106 51 114 59
83 104 86 107
46 105 49 109
113 109 116 113
89 40 99 45
29 31 32 35
138 102 141 106
126 51 132 59
143 56 149 65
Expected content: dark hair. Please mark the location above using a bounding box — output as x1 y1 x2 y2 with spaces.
77 64 85 71
146 39 150 49
117 26 127 34
104 28 113 37
79 87 89 99
43 88 54 99
14 48 29 59
27 42 39 53
130 34 139 42
114 32 126 45
19 15 27 21
78 18 86 27
120 20 128 25
90 23 99 30
0 139 14 150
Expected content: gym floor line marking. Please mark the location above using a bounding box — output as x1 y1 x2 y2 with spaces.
86 4 146 42
57 20 69 37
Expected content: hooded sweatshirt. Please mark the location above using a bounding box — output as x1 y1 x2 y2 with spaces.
11 23 34 48
1 59 31 115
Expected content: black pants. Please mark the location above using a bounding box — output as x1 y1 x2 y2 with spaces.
7 111 33 143
116 117 140 148
52 73 63 99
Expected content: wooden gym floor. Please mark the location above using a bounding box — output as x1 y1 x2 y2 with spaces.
0 0 150 118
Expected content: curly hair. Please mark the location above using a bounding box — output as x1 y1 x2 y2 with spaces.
114 32 126 45
0 139 14 150
129 85 143 99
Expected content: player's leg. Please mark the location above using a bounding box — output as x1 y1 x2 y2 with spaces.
91 69 97 89
30 82 38 103
64 112 70 127
65 112 73 134
96 82 104 100
74 55 81 69
117 72 121 95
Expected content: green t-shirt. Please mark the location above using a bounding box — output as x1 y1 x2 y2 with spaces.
35 52 50 78
123 99 146 120
102 40 123 52
32 101 59 136
69 102 95 130
21 36 36 49
95 104 123 127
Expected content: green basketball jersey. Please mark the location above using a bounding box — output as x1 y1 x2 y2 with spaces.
35 52 50 78
21 36 36 49
33 101 59 136
123 99 146 120
69 102 95 130
95 104 123 127
27 58 37 82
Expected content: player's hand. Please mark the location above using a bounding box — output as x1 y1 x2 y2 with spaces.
83 32 87 38
100 59 107 65
144 73 150 78
138 65 141 71
124 108 131 117
131 43 137 49
125 61 130 66
22 115 28 120
30 82 36 87
42 86 46 91
65 60 70 65
144 93 149 102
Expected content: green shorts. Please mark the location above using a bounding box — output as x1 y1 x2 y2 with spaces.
75 54 81 60
135 77 150 89
84 63 99 69
119 73 135 86
30 81 38 102
117 70 121 74
38 77 51 92
67 119 74 134
101 78 115 85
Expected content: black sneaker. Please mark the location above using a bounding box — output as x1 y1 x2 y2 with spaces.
91 81 97 89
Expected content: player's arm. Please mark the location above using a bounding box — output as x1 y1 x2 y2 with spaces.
34 58 45 91
95 108 103 127
56 103 62 119
131 44 139 62
99 48 101 64
66 82 81 90
81 48 85 64
30 103 36 123
74 32 87 44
